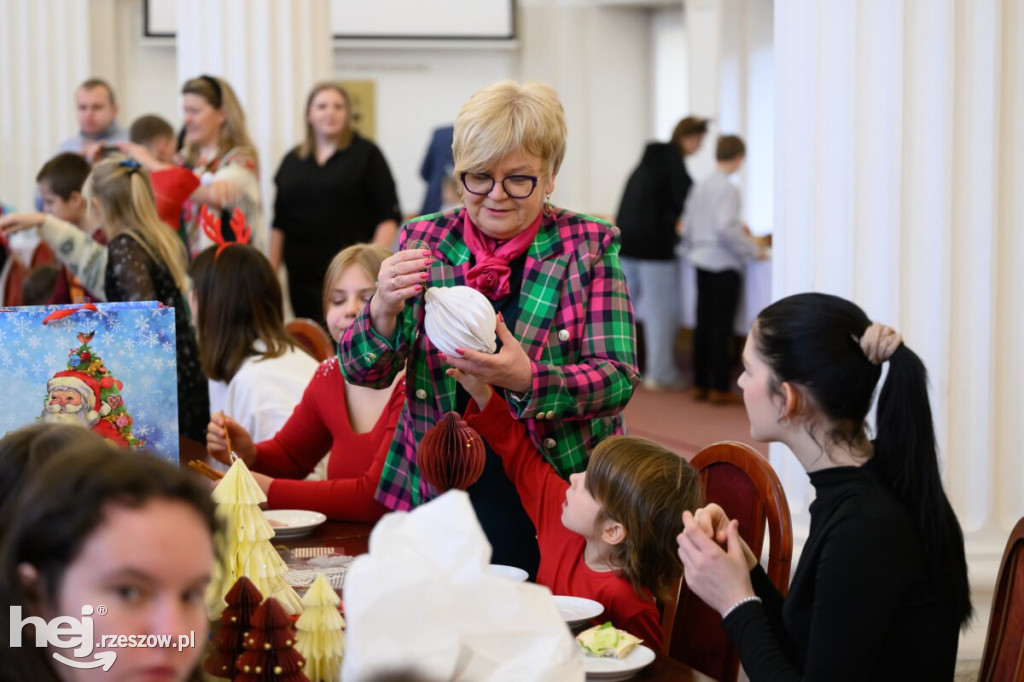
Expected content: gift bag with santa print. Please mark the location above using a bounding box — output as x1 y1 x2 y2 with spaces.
0 301 181 464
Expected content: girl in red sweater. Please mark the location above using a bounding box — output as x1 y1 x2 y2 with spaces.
449 340 702 649
207 243 405 522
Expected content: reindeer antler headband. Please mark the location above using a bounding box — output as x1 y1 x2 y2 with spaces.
199 205 252 257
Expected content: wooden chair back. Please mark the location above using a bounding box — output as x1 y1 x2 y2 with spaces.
286 318 334 362
661 441 793 682
979 516 1024 682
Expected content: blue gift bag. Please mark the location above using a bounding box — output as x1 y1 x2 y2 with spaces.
0 301 181 464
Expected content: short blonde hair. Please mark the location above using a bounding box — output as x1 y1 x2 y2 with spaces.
180 76 255 167
321 243 392 317
453 80 567 180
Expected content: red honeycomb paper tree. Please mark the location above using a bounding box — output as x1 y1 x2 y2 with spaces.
235 597 309 682
203 576 264 680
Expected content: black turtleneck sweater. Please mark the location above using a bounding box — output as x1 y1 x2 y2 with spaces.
722 460 960 681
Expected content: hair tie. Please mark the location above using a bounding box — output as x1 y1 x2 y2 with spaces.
118 158 142 173
859 322 903 365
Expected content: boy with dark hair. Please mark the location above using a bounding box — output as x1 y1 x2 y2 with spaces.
35 153 91 227
0 154 106 306
21 264 62 306
684 134 767 404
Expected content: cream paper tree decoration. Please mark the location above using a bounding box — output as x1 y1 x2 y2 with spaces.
294 575 345 682
206 458 304 618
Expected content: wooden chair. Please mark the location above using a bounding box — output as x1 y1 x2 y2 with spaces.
979 516 1024 682
661 441 793 682
286 318 334 362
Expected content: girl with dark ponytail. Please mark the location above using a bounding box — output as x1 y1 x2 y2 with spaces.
676 292 970 681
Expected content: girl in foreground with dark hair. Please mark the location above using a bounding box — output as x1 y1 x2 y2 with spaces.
676 292 971 681
0 443 217 682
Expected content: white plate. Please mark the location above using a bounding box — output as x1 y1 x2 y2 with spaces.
487 564 529 582
581 644 656 681
264 510 327 538
552 595 604 627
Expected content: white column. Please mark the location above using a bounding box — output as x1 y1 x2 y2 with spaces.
175 0 332 249
516 0 651 217
0 0 91 211
682 0 722 181
774 0 1023 663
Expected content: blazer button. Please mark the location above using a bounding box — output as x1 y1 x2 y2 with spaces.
545 410 555 420
543 438 556 449
558 329 570 342
367 352 377 360
535 411 546 420
415 389 428 400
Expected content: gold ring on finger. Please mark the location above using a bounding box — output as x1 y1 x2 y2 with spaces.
392 277 399 290
391 267 397 277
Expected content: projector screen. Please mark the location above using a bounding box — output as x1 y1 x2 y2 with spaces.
145 0 515 40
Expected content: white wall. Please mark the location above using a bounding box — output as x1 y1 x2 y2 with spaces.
651 7 688 141
3 0 653 222
333 47 514 218
116 1 180 130
718 0 772 235
90 0 180 137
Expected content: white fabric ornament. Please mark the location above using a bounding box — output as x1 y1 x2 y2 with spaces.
423 286 497 356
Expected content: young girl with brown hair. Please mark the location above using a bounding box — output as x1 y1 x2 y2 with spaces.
450 342 702 649
190 244 318 442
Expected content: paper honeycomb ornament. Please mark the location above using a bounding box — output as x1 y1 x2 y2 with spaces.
206 458 303 619
294 575 345 682
416 411 486 492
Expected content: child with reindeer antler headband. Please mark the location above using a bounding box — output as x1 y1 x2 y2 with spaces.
204 243 405 523
0 156 210 442
188 207 319 449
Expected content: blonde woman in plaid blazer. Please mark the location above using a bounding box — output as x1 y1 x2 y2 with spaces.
339 81 640 575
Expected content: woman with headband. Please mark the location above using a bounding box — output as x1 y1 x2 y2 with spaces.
120 75 263 257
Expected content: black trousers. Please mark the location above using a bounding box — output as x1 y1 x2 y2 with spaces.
694 268 742 392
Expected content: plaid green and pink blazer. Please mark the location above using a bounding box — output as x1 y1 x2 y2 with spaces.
338 206 640 510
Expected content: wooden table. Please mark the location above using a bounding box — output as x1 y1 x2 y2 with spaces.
638 654 718 682
277 520 372 556
180 454 720 682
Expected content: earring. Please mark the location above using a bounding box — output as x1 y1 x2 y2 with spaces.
543 194 554 217
778 415 790 427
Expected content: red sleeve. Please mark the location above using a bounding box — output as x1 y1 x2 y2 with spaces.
265 380 404 522
252 369 333 479
149 167 200 230
464 392 568 536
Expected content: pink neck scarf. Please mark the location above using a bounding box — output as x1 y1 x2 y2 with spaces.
462 212 543 300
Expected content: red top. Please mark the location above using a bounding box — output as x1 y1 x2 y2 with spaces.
465 394 662 649
255 356 404 523
149 167 200 231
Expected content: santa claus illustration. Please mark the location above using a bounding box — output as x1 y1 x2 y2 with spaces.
41 370 128 447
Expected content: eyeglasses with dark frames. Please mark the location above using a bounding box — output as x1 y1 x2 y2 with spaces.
460 172 539 199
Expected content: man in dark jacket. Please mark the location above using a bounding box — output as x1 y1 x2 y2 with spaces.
616 116 708 391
